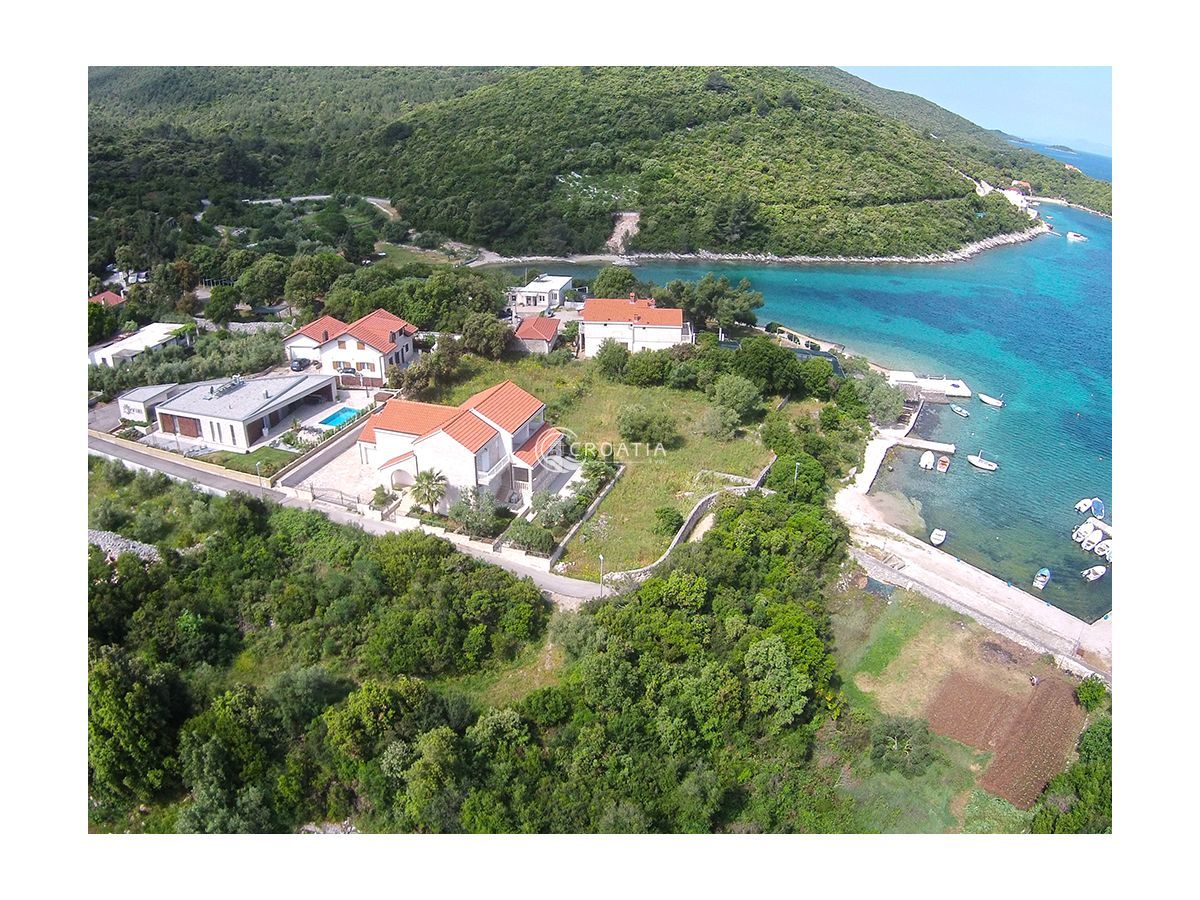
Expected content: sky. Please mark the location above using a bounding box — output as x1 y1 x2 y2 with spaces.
843 67 1112 156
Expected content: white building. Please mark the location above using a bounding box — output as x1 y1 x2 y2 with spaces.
283 309 418 388
116 383 183 423
89 322 194 368
508 274 574 309
358 380 568 508
154 373 337 452
578 297 694 358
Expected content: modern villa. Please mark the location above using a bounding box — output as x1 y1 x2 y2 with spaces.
283 309 418 387
88 322 194 368
507 274 574 309
578 297 694 358
357 380 568 508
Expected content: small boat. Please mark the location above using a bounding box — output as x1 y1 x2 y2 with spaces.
1081 565 1107 582
979 393 1005 408
1072 522 1095 543
1074 497 1095 514
1066 231 1088 242
1090 498 1106 519
1094 539 1111 557
950 404 970 418
1081 532 1101 552
1033 568 1052 590
930 528 947 546
1105 547 1112 563
936 455 950 473
919 450 935 470
968 451 998 472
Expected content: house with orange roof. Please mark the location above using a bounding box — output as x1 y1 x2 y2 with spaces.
283 309 419 387
579 296 694 358
514 315 562 354
357 380 569 507
89 290 126 308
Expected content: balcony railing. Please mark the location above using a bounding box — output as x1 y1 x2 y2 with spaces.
476 455 510 482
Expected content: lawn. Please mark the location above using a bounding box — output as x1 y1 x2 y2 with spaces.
428 355 775 580
200 446 297 477
375 241 457 267
429 639 565 710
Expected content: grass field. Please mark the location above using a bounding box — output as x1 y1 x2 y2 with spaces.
375 241 457 267
429 354 774 579
200 446 297 477
430 639 564 710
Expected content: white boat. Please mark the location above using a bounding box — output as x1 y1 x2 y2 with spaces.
1072 523 1095 543
1093 539 1111 557
1081 532 1101 552
979 393 1005 408
1066 231 1088 242
967 451 998 472
1074 497 1095 514
919 450 935 470
936 455 950 473
950 404 970 418
1033 568 1051 590
930 528 947 546
1105 547 1112 563
1081 565 1107 582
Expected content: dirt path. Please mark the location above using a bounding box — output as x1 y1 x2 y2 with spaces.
605 211 640 253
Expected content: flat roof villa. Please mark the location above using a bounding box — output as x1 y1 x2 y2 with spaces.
88 322 193 368
153 373 338 453
508 274 574 308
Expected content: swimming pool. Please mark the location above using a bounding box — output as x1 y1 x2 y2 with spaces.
319 407 359 428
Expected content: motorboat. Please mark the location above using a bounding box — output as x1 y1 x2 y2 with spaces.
1081 565 1107 582
1105 547 1112 563
919 451 935 470
1074 497 1095 514
1090 498 1106 519
1066 231 1088 242
930 528 947 546
1094 539 1112 557
1072 523 1095 543
950 404 970 418
1081 531 1101 552
936 455 950 473
978 393 1005 408
968 451 998 472
1033 568 1052 590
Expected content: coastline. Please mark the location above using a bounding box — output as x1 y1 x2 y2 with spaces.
469 222 1051 269
1030 195 1112 220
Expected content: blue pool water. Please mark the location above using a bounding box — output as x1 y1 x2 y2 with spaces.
319 407 359 428
550 202 1113 622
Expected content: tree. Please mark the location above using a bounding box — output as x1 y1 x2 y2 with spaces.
697 404 740 440
765 452 826 503
1075 676 1109 712
233 253 289 305
870 716 934 776
653 506 684 536
448 487 503 539
205 285 240 324
709 373 762 422
461 312 510 359
617 405 680 447
594 339 630 380
88 302 117 345
797 357 836 399
591 266 639 299
744 636 811 733
622 349 671 386
410 468 448 515
731 336 799 393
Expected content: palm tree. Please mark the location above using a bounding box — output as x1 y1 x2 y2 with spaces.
410 468 448 515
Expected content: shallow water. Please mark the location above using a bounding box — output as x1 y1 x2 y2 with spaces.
549 203 1113 622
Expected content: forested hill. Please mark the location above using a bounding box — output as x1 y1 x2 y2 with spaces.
88 66 1108 262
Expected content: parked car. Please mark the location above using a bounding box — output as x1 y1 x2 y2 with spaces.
289 358 311 371
337 366 359 376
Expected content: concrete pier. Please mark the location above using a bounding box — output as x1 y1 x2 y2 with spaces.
897 437 956 454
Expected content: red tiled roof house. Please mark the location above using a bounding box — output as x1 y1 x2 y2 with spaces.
283 309 418 388
89 290 126 308
357 380 566 508
514 315 562 354
579 296 694 358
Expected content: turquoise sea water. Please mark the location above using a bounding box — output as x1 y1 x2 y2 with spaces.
1008 139 1112 182
552 203 1112 622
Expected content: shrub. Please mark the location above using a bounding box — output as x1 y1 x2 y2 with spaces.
870 716 934 776
594 339 630 380
710 373 762 422
653 506 684 536
371 485 397 510
622 349 672 387
616 405 680 447
698 404 740 440
505 520 556 554
1075 676 1109 711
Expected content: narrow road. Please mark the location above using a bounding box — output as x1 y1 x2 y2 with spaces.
88 436 284 501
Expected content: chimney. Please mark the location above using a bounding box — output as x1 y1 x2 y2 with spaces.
629 292 636 301
264 389 270 398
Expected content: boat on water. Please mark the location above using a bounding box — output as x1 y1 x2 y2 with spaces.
978 393 1005 408
919 451 935 470
1081 565 1107 582
1094 539 1112 557
936 455 950 473
967 451 998 472
1033 568 1052 590
1073 522 1096 543
1081 531 1101 552
950 404 970 418
1090 498 1106 519
1067 231 1088 242
1074 497 1095 514
930 528 947 547
1105 547 1112 563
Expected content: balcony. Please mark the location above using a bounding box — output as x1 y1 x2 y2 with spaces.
476 454 510 483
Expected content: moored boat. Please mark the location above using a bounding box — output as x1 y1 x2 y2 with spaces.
1105 547 1112 563
1094 539 1111 557
978 393 1005 408
1081 565 1107 582
967 451 998 472
930 528 947 546
1090 498 1106 519
1081 531 1101 552
1074 497 1095 514
1033 568 1052 590
919 450 935 470
950 404 970 418
1073 522 1095 543
936 455 950 473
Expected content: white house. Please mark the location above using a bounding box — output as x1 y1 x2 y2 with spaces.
154 373 337 452
284 309 418 388
357 380 568 508
89 322 194 368
508 274 574 309
578 297 694 358
116 383 183 423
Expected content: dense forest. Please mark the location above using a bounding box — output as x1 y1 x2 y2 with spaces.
89 66 1109 265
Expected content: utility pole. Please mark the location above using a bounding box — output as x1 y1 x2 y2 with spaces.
598 554 605 599
256 461 263 495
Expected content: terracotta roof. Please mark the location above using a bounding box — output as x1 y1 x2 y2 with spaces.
460 380 544 433
515 316 562 343
514 424 564 466
377 451 415 470
582 297 683 326
359 399 459 444
436 409 499 453
342 309 417 353
287 314 347 343
89 290 125 307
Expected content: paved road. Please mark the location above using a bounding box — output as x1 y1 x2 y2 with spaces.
89 435 603 602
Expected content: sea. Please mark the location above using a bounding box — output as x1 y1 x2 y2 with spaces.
1009 139 1112 182
547 202 1113 622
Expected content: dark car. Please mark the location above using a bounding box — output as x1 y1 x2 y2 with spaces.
337 366 359 377
289 358 311 371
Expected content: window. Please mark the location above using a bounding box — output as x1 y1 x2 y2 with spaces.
337 340 347 349
357 341 365 350
366 362 376 372
357 362 367 371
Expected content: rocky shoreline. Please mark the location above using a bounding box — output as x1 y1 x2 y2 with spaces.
469 222 1051 269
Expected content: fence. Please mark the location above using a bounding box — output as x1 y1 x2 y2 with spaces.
88 430 263 488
